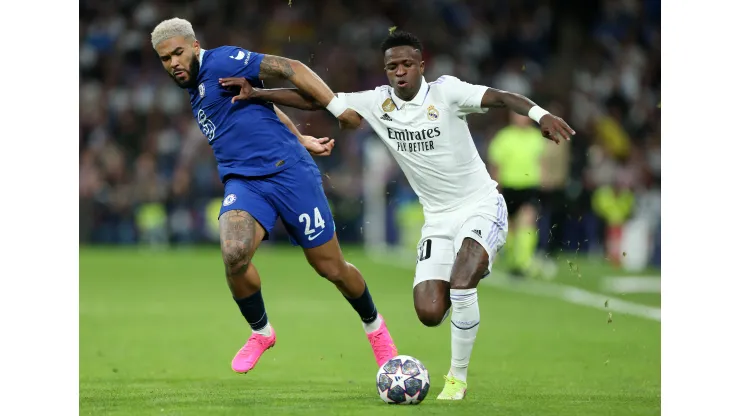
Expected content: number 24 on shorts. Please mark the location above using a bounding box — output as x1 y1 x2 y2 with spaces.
299 207 326 239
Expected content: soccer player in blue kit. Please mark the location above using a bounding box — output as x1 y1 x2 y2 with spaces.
150 18 398 374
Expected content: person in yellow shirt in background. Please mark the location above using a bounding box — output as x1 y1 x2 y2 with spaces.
488 111 546 277
538 100 570 264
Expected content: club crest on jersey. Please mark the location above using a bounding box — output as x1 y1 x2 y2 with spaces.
198 83 206 97
223 194 237 206
382 98 396 113
427 105 439 121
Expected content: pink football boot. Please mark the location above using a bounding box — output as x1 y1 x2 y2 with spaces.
366 315 398 367
231 328 276 373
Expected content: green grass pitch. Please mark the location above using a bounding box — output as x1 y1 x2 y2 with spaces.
80 246 660 415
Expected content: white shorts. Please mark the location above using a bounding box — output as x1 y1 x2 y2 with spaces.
413 192 509 287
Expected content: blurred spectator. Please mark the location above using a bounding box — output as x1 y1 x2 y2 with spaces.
79 0 659 268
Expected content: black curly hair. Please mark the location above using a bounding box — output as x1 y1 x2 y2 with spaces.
380 30 423 54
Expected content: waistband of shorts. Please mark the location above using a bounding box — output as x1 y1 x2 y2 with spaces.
423 183 503 219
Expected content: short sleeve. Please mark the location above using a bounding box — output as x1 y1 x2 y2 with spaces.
218 46 264 82
337 90 378 118
436 75 489 115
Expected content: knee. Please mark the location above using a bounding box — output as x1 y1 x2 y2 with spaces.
314 260 348 283
415 302 449 327
222 245 252 275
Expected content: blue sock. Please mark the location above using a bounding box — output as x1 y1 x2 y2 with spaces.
344 283 378 324
234 290 269 332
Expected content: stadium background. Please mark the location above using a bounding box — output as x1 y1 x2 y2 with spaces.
79 1 661 414
79 0 660 268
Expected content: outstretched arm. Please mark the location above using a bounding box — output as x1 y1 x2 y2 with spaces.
219 77 364 130
257 55 347 117
442 75 575 143
481 88 576 143
481 88 538 113
261 88 325 111
257 89 363 130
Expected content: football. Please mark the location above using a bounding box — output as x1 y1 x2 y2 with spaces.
376 355 430 404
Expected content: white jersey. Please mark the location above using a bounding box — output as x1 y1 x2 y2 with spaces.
338 75 499 216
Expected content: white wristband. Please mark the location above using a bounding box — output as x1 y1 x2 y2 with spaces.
528 106 550 123
326 95 349 118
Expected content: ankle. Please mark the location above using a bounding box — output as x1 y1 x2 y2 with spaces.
252 323 272 337
449 367 468 382
363 315 382 333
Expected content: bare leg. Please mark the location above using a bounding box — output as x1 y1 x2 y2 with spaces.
303 233 398 367
220 210 276 373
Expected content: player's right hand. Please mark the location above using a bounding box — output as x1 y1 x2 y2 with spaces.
219 77 255 104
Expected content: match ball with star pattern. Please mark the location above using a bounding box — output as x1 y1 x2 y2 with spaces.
376 355 430 404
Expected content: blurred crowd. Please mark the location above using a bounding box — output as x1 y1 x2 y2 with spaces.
79 0 660 267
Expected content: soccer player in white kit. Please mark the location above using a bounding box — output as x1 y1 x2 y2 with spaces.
219 30 575 400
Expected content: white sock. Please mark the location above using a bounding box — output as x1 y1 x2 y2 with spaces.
449 288 480 382
253 322 272 337
363 314 383 334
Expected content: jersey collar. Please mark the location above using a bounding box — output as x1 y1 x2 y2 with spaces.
390 77 430 109
199 48 207 63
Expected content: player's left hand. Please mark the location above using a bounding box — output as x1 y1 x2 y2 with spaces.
539 114 576 144
302 135 335 157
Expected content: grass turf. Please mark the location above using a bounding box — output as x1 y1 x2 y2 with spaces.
80 246 660 415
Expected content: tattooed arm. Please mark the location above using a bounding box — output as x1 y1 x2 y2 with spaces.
257 55 336 109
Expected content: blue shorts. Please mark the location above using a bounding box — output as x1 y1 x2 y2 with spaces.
218 156 335 249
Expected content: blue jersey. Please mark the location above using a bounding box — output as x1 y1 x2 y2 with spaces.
187 46 308 181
